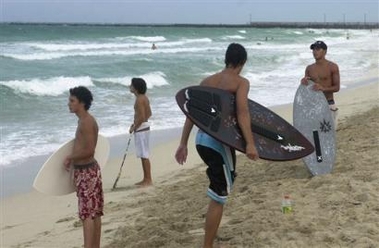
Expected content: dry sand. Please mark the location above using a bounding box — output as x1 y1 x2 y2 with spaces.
1 82 378 248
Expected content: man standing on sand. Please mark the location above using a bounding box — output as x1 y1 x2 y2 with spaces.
129 78 153 187
301 40 340 128
175 43 259 248
64 86 103 248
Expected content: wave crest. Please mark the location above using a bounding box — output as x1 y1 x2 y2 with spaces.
0 76 93 96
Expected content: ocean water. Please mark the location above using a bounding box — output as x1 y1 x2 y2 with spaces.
0 24 378 168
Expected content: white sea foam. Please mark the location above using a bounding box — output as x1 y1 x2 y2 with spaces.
0 129 67 167
2 45 220 61
157 38 212 47
0 76 93 96
27 38 210 52
28 42 151 51
2 37 213 61
97 71 169 88
222 35 246 40
129 36 166 42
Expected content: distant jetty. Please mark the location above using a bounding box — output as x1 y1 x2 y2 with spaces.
2 22 379 29
171 22 378 29
247 22 379 29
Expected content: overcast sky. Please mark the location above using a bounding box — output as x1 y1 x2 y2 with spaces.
1 0 378 24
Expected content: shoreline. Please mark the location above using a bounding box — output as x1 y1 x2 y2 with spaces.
0 127 183 199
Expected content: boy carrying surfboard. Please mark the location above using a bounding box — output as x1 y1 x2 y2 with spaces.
64 86 104 248
175 43 259 248
301 40 340 128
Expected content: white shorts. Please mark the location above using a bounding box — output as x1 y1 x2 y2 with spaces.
134 122 150 159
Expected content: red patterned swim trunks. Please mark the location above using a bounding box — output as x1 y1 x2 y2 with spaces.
74 161 104 220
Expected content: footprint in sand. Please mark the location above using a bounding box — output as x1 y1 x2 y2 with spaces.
2 225 17 230
73 220 83 228
56 216 75 223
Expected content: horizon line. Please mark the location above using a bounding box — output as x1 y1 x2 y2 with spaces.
1 21 378 29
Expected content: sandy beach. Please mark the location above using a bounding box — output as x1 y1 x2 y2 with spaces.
1 79 378 247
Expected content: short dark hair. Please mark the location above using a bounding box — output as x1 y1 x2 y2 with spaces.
131 78 147 94
224 43 247 68
69 86 93 110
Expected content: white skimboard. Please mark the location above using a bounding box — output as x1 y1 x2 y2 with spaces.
33 134 110 196
293 81 336 176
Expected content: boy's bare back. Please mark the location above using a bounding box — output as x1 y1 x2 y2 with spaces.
201 70 249 93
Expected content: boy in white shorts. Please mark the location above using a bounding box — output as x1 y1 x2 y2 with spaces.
129 78 153 187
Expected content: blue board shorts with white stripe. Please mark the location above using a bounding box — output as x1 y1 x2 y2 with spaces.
195 130 236 205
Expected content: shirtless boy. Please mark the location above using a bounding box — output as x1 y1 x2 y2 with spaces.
301 40 340 128
129 78 153 187
64 86 103 248
175 43 259 248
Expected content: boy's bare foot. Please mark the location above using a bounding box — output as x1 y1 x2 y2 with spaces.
135 180 153 187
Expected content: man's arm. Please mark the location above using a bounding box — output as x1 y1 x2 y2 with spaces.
175 117 194 165
325 63 340 93
235 79 258 160
175 76 212 165
301 65 311 84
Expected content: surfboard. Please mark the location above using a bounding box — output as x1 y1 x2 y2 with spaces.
293 81 336 176
176 86 314 161
33 134 110 196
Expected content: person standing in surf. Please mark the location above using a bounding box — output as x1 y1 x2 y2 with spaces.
129 77 153 187
64 86 104 248
301 40 340 128
175 43 259 248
